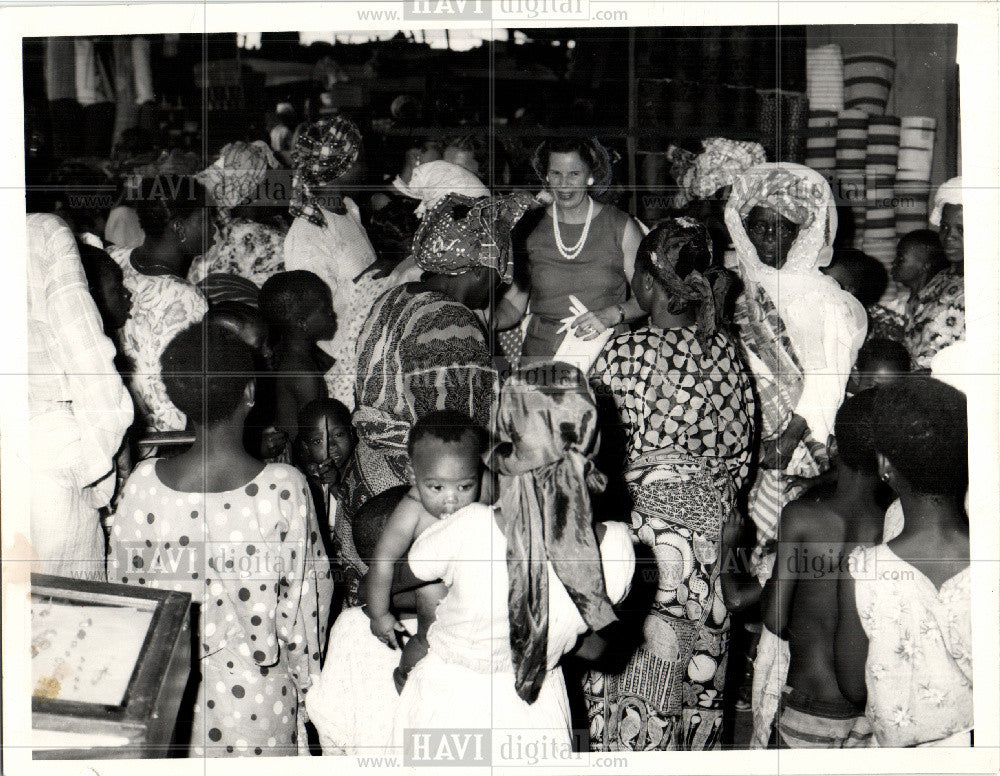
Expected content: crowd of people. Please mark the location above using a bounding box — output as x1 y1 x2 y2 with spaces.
25 112 971 756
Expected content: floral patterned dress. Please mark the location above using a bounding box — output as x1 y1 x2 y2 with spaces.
902 267 965 369
187 218 287 289
110 247 208 431
108 460 334 756
849 543 972 746
583 325 755 751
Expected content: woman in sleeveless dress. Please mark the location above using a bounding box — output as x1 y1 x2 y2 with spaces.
493 137 644 364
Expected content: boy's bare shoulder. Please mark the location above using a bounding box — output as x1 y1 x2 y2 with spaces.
780 497 845 542
388 492 426 529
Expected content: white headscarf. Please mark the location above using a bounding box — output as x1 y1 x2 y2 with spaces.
392 160 489 218
929 176 962 227
726 163 867 443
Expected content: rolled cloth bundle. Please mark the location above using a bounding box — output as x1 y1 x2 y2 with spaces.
863 116 901 270
836 109 869 245
843 53 896 116
489 363 617 704
805 109 839 179
806 44 845 112
894 116 936 237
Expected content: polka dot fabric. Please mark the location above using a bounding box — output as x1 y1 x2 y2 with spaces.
109 461 334 757
591 326 754 486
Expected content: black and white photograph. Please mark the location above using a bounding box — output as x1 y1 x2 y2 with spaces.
1 2 997 773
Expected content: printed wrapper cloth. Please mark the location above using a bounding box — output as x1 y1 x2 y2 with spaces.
843 53 896 116
806 44 845 112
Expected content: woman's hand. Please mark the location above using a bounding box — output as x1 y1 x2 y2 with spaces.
571 306 620 340
370 612 409 650
354 257 398 283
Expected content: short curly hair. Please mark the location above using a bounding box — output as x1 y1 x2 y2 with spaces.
834 388 879 475
407 410 487 459
530 137 614 194
873 376 968 497
160 321 256 426
129 176 208 239
258 270 330 330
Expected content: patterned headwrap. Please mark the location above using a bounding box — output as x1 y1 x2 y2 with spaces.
412 191 535 284
929 176 962 227
289 116 363 227
667 138 767 208
736 167 817 227
196 140 279 213
393 160 490 218
488 363 618 704
643 216 731 347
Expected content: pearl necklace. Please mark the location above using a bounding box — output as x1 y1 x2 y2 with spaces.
552 196 594 260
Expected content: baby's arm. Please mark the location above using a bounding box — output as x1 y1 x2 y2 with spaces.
364 496 422 649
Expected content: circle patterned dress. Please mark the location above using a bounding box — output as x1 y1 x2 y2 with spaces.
109 460 334 757
584 325 755 751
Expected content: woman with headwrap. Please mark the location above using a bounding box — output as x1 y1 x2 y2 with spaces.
282 116 381 408
335 192 534 593
724 163 867 747
188 140 288 289
390 364 635 750
494 137 645 364
902 176 965 369
582 217 757 751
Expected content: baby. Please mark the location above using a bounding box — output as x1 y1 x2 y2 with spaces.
362 410 487 693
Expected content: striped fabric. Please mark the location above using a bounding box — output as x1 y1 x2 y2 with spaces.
837 110 869 245
895 117 937 237
806 44 844 112
843 53 896 116
805 109 838 179
864 116 901 274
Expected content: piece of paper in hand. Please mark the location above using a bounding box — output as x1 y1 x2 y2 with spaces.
553 296 613 374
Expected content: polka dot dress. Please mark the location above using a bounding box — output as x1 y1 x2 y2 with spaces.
109 461 334 757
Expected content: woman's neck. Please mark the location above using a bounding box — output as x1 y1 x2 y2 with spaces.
554 195 595 224
648 296 695 330
896 490 967 535
132 238 185 277
416 275 459 303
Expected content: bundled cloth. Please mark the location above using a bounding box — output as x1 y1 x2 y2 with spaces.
199 273 260 308
806 44 845 112
412 191 536 284
805 109 839 178
289 115 363 227
863 116 902 270
195 140 279 212
392 160 489 217
836 109 869 245
843 53 896 116
488 364 618 704
895 116 937 237
668 138 767 208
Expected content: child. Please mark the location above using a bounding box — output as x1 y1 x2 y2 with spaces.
822 247 888 309
295 398 356 561
259 270 336 459
762 390 884 748
868 230 948 342
108 321 333 756
362 410 487 693
848 337 911 395
78 241 133 336
835 377 971 747
205 300 268 355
